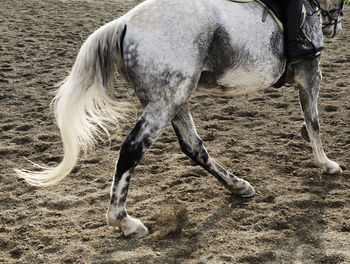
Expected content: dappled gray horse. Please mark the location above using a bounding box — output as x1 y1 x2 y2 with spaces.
16 0 345 238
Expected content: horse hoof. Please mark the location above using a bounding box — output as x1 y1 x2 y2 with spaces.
322 161 343 175
239 185 256 198
122 217 149 238
107 212 148 238
234 179 256 198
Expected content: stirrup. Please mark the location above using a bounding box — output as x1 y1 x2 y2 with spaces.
299 30 324 57
288 48 322 65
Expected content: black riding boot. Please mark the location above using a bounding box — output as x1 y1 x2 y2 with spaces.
283 0 323 64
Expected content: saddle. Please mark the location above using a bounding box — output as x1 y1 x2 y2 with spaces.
230 0 306 31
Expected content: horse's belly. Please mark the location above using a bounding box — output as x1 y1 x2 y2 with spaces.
196 68 277 96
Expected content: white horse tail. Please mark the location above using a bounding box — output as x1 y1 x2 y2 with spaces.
15 19 134 186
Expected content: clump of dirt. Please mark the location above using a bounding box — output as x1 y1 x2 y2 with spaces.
151 203 189 239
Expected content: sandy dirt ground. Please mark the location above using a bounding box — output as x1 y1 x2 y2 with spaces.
1 0 349 263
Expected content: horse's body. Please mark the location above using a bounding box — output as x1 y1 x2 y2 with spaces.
125 0 287 97
16 0 345 238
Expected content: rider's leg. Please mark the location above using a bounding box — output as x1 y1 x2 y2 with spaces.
282 0 323 64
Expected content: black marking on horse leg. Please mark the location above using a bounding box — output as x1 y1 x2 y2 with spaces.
116 116 149 174
172 107 242 193
311 118 320 133
116 211 127 220
173 125 209 164
110 171 131 203
119 175 131 205
116 185 129 221
300 123 310 142
110 187 116 204
298 88 320 134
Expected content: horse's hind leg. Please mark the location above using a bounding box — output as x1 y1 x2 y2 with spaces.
171 104 255 197
296 65 342 174
106 105 174 238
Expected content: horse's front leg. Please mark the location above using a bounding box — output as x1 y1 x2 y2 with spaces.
296 66 342 174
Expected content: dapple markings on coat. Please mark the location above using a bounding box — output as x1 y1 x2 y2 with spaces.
16 0 344 238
